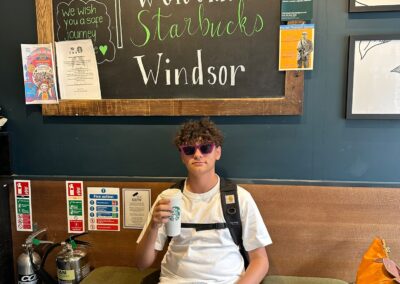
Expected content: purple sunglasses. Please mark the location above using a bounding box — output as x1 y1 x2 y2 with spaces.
179 143 215 155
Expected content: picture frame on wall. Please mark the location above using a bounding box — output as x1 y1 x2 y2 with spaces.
347 35 400 119
349 0 400 12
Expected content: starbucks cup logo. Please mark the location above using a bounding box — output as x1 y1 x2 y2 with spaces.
170 206 180 221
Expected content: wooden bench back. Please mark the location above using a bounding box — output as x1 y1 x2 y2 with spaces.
10 180 400 282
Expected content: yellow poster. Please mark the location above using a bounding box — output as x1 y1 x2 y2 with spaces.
279 24 315 71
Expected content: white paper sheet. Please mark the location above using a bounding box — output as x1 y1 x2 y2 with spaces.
55 39 101 100
122 188 151 229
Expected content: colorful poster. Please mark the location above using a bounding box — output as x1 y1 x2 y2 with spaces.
66 181 85 233
14 180 33 232
122 188 151 229
20 44 58 104
87 187 120 231
281 0 313 21
279 24 315 71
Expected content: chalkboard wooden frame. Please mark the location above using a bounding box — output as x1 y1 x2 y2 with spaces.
36 0 304 116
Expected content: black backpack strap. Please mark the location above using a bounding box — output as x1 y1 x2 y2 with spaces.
220 178 249 268
181 223 227 231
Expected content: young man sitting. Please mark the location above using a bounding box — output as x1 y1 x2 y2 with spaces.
135 118 272 283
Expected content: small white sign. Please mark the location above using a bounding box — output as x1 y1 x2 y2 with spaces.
66 181 85 233
122 188 151 229
14 180 33 232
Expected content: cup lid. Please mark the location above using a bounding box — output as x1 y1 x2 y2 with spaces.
160 188 182 198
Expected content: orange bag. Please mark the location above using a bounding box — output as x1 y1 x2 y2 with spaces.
356 237 400 284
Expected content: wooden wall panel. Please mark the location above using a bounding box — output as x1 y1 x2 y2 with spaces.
9 180 400 283
246 185 400 282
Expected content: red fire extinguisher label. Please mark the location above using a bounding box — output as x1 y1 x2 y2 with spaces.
14 180 33 232
66 181 85 233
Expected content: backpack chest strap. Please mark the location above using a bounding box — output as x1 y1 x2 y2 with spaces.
181 222 227 232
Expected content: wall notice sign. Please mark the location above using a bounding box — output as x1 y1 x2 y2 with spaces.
66 181 85 233
55 39 102 100
87 187 120 231
279 24 315 71
14 180 33 232
122 188 151 229
281 0 313 21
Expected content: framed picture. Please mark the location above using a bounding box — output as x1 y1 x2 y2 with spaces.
347 35 400 119
349 0 400 12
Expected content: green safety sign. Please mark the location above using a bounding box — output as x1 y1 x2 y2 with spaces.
17 199 30 214
69 200 83 216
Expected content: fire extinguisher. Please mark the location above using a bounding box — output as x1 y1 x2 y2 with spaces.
55 237 90 284
29 229 90 284
17 228 50 284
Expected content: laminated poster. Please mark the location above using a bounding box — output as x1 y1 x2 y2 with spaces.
66 181 85 233
87 187 120 231
21 44 59 104
279 24 315 71
14 180 33 232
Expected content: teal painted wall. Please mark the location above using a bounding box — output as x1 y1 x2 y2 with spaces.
1 0 400 182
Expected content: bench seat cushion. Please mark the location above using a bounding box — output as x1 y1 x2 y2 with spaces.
81 266 349 284
80 266 158 284
263 275 348 284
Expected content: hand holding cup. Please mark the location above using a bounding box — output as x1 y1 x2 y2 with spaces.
160 189 182 237
151 198 172 229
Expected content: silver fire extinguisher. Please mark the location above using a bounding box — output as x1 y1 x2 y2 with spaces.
17 249 41 284
17 228 47 284
56 241 90 284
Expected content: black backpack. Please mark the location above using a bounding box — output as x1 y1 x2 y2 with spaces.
172 177 249 268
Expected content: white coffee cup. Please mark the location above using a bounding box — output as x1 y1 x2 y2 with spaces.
160 188 183 237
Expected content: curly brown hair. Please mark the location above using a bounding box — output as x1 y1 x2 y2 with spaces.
174 117 224 147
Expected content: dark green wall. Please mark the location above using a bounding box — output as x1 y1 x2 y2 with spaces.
1 0 400 182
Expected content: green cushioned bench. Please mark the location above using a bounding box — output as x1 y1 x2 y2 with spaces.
80 266 158 283
262 275 348 284
80 266 349 284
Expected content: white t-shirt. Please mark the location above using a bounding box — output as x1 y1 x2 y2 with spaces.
137 178 272 284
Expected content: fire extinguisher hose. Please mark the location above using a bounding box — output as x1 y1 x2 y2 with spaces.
29 243 60 284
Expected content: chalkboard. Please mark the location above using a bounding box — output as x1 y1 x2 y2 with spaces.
36 0 303 116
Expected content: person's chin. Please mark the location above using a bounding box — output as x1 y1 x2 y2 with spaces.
189 163 208 173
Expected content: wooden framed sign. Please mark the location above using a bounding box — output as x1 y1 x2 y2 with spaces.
36 0 304 116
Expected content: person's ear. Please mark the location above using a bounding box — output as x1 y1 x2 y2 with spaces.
215 146 222 160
